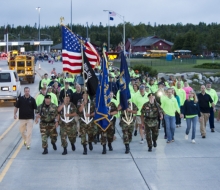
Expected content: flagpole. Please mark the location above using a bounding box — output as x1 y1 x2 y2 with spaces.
108 13 110 52
81 43 86 91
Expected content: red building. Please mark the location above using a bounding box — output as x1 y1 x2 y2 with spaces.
125 36 173 53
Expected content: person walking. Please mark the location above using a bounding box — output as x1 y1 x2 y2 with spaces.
118 100 138 154
77 91 96 155
141 93 163 152
161 88 180 143
14 87 37 149
181 90 201 143
58 94 78 155
35 95 58 154
100 92 118 154
197 85 215 138
205 82 218 132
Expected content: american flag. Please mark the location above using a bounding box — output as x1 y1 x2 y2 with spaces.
62 26 100 74
109 11 116 16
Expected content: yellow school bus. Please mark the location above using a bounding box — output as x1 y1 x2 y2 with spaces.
8 55 35 83
143 50 168 58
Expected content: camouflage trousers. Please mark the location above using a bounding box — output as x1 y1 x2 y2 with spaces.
145 121 159 148
100 123 115 145
60 123 77 147
40 123 58 148
79 121 94 145
119 121 135 144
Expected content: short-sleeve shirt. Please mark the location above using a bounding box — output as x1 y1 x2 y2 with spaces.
141 101 162 120
58 102 77 125
36 103 57 123
15 95 37 120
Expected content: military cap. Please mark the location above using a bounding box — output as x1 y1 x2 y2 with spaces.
65 93 71 98
158 82 165 86
147 93 155 97
45 95 51 99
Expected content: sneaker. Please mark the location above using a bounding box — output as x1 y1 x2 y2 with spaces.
176 125 179 128
211 128 215 132
192 139 196 143
185 134 188 140
139 139 144 144
134 130 137 136
27 146 30 150
24 141 27 146
202 136 206 138
164 135 167 139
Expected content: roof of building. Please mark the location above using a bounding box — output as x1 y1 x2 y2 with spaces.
51 43 62 50
128 36 173 47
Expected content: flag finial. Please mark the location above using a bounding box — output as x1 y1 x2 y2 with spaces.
60 17 64 25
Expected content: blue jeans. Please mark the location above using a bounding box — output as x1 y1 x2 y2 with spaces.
186 116 198 140
164 114 176 141
209 107 215 129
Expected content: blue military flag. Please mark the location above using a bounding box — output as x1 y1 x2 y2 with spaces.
119 52 131 110
94 57 111 131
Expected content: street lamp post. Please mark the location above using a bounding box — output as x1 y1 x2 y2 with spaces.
36 7 41 52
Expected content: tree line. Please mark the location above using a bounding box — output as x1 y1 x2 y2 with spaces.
1 22 220 54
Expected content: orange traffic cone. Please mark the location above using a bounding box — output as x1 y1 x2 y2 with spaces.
38 62 41 70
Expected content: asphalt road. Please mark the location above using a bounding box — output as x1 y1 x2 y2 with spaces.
0 60 220 190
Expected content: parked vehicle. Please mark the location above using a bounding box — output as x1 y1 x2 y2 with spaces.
0 68 21 103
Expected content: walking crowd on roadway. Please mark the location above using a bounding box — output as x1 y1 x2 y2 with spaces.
13 63 219 155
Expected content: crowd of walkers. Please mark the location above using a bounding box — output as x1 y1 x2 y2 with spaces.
13 65 219 154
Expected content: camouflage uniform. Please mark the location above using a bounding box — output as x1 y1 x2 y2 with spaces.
100 102 117 145
141 101 162 148
36 103 58 148
119 102 138 144
59 102 77 147
77 99 95 145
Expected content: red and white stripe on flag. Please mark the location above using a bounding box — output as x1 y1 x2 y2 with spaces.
62 42 100 74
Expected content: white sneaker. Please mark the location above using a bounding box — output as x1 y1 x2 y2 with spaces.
192 139 196 143
139 139 144 144
185 134 188 140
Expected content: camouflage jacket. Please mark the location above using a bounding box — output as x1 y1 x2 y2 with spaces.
141 101 162 120
77 99 95 119
58 102 77 125
36 103 58 123
120 102 138 118
109 102 117 114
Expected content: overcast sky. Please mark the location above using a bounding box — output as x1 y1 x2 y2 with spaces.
1 0 219 28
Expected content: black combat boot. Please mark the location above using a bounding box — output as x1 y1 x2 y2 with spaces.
89 142 93 151
42 148 48 155
71 143 75 151
62 147 67 155
83 145 87 155
51 143 57 150
153 141 157 148
108 143 113 151
148 147 152 152
125 144 130 154
102 144 107 154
